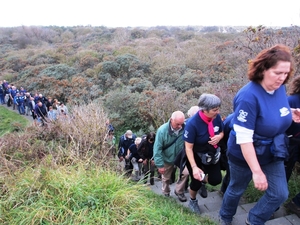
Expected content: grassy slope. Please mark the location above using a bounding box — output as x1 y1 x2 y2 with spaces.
0 165 216 225
0 106 29 136
0 109 216 225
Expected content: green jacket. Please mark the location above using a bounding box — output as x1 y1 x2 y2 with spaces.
153 120 185 168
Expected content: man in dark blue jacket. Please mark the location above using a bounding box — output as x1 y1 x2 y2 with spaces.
34 100 48 126
118 130 136 176
15 93 25 115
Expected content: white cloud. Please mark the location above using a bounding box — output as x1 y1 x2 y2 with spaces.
1 0 299 27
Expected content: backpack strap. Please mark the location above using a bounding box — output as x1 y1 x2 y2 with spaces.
162 135 181 151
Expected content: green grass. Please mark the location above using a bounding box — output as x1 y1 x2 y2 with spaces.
0 165 216 225
0 106 29 136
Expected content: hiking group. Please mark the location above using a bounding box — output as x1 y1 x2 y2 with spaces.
2 44 300 225
116 45 300 225
0 80 69 126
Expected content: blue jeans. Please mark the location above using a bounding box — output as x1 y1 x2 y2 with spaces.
17 103 25 114
0 94 4 104
219 160 288 225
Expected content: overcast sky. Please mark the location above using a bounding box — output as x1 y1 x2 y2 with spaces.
1 0 300 28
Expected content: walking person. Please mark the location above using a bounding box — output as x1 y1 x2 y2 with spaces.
34 100 49 126
0 81 5 104
47 106 58 121
219 44 297 225
182 94 223 214
153 111 187 201
137 132 156 185
126 137 142 181
118 130 137 176
28 96 37 126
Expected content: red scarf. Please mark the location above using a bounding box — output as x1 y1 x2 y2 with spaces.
199 111 217 149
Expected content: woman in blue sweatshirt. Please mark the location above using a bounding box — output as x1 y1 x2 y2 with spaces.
220 45 296 225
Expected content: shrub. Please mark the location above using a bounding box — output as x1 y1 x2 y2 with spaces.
0 102 112 176
38 64 77 80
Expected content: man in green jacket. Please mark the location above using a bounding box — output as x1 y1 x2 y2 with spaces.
153 111 186 200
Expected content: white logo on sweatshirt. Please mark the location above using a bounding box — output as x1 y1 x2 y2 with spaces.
184 130 189 138
237 110 248 122
280 107 290 117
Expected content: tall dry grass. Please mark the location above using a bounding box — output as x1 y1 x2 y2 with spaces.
0 102 117 177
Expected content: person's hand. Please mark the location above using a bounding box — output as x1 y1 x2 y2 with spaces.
192 166 205 182
291 108 300 123
208 135 221 146
119 156 124 162
158 167 165 174
252 171 268 191
138 158 143 163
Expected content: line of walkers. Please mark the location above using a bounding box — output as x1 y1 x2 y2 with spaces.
116 44 300 225
0 80 69 126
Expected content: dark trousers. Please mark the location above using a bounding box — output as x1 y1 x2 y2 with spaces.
7 97 12 107
285 139 300 182
124 158 133 176
187 152 222 191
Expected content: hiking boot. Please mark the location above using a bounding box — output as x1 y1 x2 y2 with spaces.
188 199 201 214
199 183 208 198
150 177 154 185
286 200 300 218
174 190 187 202
150 171 154 185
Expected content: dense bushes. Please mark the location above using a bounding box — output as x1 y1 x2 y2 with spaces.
0 25 299 133
38 64 77 80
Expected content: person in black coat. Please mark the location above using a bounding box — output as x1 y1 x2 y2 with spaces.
118 130 137 176
34 100 48 126
137 132 156 185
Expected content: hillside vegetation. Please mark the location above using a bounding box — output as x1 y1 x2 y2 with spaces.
0 25 300 133
0 102 217 225
1 25 300 224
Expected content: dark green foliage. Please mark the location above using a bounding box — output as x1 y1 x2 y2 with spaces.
152 64 186 87
130 28 146 39
1 25 299 134
115 54 144 78
174 71 203 92
99 54 150 83
101 61 120 77
128 78 154 93
103 88 145 132
38 64 77 80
